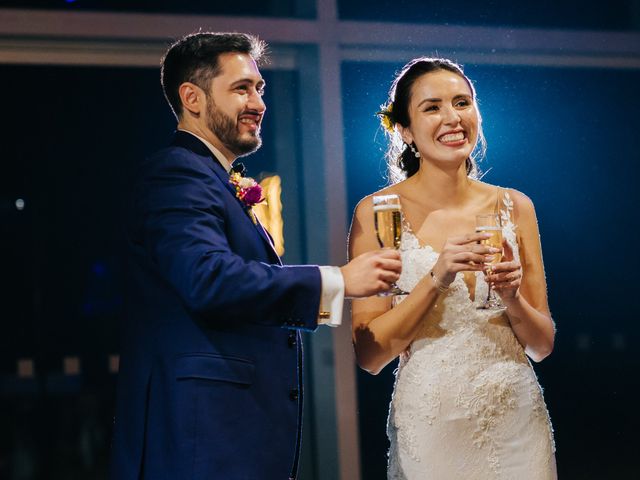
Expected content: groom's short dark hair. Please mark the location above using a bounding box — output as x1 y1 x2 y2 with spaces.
161 32 267 118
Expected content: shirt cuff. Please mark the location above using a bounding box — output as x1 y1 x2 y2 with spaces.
318 266 345 327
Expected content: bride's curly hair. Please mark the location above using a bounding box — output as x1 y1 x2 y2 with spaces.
378 57 486 184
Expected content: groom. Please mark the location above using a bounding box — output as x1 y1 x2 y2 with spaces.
109 32 401 480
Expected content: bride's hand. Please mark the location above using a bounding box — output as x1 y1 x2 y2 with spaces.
431 232 501 288
485 239 522 302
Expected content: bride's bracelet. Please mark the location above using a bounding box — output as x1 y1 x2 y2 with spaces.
430 270 449 294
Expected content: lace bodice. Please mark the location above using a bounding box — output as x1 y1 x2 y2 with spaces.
396 190 519 317
387 190 556 480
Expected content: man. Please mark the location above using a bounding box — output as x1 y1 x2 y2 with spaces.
109 32 401 480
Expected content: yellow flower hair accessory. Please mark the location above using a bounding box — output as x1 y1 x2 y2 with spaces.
377 102 395 133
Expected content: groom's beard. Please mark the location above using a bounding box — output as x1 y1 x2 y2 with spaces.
206 96 262 158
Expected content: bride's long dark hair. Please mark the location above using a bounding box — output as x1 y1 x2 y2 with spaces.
379 57 486 184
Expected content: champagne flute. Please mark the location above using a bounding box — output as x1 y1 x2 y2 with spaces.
372 194 408 296
475 213 506 311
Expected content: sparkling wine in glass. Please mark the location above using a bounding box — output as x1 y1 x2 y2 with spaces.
373 194 407 296
475 213 506 311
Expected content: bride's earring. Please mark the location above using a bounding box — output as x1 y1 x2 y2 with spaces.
409 143 421 158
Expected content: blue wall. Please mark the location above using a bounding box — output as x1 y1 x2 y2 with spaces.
343 61 640 478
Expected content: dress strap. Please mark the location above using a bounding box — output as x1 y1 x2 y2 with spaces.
493 186 515 226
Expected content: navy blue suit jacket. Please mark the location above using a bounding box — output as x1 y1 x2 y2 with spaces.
109 131 322 480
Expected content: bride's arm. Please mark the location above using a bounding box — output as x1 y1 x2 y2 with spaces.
349 197 439 374
488 190 555 362
349 197 492 374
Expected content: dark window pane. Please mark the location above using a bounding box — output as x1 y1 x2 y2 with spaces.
0 0 310 18
342 60 640 479
0 63 281 478
339 0 639 31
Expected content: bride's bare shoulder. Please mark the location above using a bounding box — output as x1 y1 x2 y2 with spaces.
469 178 500 194
353 181 407 217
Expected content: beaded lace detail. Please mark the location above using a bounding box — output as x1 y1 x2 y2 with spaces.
387 190 556 480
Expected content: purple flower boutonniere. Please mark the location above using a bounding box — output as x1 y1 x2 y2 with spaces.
229 171 264 223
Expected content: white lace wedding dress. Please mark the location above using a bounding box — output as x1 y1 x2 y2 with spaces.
387 193 556 480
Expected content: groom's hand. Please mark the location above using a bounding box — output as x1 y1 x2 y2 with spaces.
341 249 402 298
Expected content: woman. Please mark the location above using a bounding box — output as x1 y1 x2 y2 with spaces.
349 58 557 479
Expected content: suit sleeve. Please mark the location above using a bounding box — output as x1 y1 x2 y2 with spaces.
132 150 321 331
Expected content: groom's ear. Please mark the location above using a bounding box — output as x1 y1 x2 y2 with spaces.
178 82 204 116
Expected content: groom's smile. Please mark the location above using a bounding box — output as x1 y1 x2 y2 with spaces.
238 111 262 133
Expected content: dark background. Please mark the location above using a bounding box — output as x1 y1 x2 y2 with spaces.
0 65 281 478
1 1 639 479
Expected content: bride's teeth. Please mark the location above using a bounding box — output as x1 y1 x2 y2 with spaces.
439 132 464 142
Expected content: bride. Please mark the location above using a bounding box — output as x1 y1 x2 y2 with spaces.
348 57 557 479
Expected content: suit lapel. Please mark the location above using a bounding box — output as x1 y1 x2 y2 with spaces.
254 217 282 266
171 131 281 263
